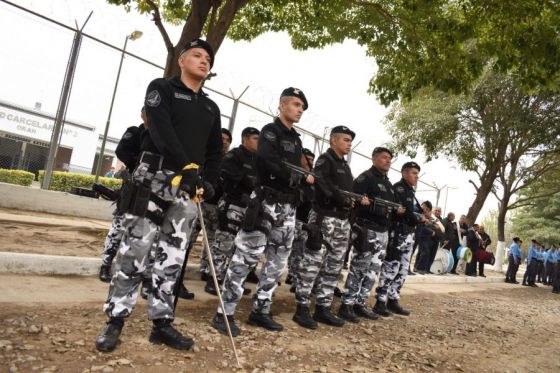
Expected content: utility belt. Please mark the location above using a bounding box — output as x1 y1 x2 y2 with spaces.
117 151 171 225
217 195 248 234
354 217 389 233
312 204 350 220
222 193 249 208
258 185 299 205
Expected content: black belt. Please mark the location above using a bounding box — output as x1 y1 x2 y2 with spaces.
258 186 298 204
355 217 388 233
313 205 350 219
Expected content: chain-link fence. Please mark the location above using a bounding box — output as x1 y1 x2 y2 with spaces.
0 1 438 199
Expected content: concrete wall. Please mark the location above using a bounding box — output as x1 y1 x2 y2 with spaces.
0 182 113 220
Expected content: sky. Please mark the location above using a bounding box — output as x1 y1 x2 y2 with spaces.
0 0 498 220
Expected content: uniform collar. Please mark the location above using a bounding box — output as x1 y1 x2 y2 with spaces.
169 75 208 96
399 178 416 191
370 165 388 179
274 117 300 136
327 148 346 163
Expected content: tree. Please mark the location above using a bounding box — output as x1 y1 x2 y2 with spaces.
385 71 560 226
511 165 560 244
109 0 560 99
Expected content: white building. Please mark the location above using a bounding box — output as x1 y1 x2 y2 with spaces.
0 99 119 176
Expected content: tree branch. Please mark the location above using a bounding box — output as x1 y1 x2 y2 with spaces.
146 0 173 52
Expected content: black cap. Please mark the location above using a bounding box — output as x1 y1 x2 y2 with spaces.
372 146 393 158
513 237 523 243
221 128 232 142
401 161 421 172
280 87 308 110
330 125 355 140
241 127 260 137
180 39 215 68
302 148 315 158
422 200 433 210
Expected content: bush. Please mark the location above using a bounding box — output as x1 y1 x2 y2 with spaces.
38 170 122 193
0 169 35 186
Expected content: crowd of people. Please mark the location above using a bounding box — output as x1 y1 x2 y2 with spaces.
91 38 556 356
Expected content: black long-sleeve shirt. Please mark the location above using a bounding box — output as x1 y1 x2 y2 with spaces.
115 124 144 172
256 117 303 193
313 148 353 217
393 178 422 233
221 145 257 202
141 75 223 185
353 166 395 231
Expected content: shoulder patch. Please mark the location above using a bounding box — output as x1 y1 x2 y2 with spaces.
146 90 161 107
262 130 277 142
122 131 134 140
224 152 235 159
315 158 326 167
355 174 366 183
396 186 405 193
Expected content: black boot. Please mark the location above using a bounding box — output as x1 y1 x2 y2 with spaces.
293 304 318 329
246 269 259 284
387 299 410 316
200 272 209 281
205 278 218 296
211 313 240 337
372 300 392 317
95 318 124 352
178 283 195 300
247 311 283 331
353 304 379 320
333 287 343 297
140 280 151 300
243 287 252 296
314 305 345 327
337 303 359 323
285 274 294 285
149 319 194 350
99 264 112 283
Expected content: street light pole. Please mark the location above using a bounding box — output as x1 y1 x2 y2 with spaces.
94 30 142 182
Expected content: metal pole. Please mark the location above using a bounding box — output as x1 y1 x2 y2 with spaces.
227 86 249 134
41 13 92 189
94 36 128 182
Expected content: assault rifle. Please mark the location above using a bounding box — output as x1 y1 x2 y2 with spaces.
281 161 317 178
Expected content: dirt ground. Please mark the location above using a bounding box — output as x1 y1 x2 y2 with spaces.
1 274 559 373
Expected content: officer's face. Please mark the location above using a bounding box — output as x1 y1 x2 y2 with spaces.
331 134 352 155
222 133 232 153
372 151 392 173
179 48 211 80
279 97 305 124
402 168 419 187
434 208 442 217
243 134 259 153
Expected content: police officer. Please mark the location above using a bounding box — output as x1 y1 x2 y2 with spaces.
211 87 313 336
204 126 260 295
95 39 222 352
286 148 315 291
99 107 148 283
505 237 523 284
374 162 424 317
293 126 355 329
338 147 404 322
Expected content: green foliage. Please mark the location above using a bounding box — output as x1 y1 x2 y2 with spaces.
37 171 122 193
108 0 560 105
0 169 35 187
512 166 560 244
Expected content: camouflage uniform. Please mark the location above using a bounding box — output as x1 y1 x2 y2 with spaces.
341 226 388 306
103 163 198 320
287 219 306 284
188 202 219 276
220 198 296 315
101 211 126 267
295 211 350 307
376 232 414 302
211 200 246 280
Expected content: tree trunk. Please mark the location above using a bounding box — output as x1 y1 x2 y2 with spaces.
163 0 213 78
496 200 508 242
465 173 496 225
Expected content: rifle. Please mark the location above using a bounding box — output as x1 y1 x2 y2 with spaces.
281 161 317 178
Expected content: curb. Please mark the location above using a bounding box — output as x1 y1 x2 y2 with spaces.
0 251 505 284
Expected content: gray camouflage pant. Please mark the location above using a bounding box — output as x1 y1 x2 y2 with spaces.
101 210 125 266
211 200 246 281
219 199 296 315
295 211 350 307
341 225 388 306
376 232 414 302
190 202 218 275
103 163 198 320
287 220 306 283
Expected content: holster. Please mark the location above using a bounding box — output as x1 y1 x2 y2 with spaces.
351 223 370 253
217 199 230 231
116 178 134 214
304 223 323 251
242 193 262 232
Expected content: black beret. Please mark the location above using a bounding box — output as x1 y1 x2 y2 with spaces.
180 39 215 68
372 146 393 158
330 125 356 140
302 148 315 158
241 127 260 137
280 87 308 110
401 161 421 172
221 128 232 142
